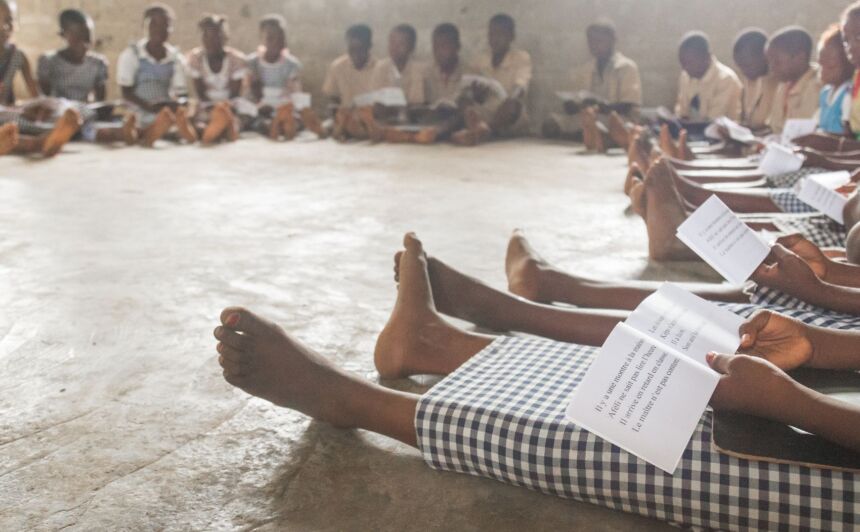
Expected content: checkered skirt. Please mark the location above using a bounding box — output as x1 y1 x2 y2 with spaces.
416 330 858 530
768 189 817 214
765 167 829 189
771 215 847 249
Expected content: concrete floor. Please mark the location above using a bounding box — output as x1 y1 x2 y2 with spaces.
0 136 722 531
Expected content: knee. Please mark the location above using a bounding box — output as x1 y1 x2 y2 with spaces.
846 224 860 265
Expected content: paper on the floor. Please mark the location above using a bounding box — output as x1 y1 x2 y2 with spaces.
566 318 721 473
676 195 771 284
704 117 756 144
757 142 805 176
796 170 852 224
781 118 818 145
291 92 312 110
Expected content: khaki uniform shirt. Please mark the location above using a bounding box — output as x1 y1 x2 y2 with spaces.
322 54 379 107
674 56 742 121
767 65 822 133
572 52 642 105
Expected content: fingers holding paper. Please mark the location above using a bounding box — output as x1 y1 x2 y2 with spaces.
751 244 823 296
706 352 799 419
736 310 814 370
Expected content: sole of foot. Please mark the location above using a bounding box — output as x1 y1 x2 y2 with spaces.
505 229 550 302
142 108 175 147
42 109 82 157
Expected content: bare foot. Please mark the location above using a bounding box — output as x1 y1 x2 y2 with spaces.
300 107 327 139
451 128 477 146
214 307 358 428
505 229 551 302
357 106 384 143
642 158 699 261
175 107 199 143
142 108 175 147
624 162 644 195
630 128 653 172
332 108 350 142
122 114 138 145
413 127 438 145
383 127 415 143
41 108 82 157
268 106 285 140
0 123 19 155
279 103 297 141
659 124 678 159
374 233 475 378
201 103 233 144
583 107 605 152
628 177 647 217
608 111 630 149
580 109 594 150
677 128 695 160
464 107 491 144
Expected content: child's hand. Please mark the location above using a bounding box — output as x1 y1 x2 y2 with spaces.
751 244 823 298
737 310 814 370
707 353 800 420
774 233 828 277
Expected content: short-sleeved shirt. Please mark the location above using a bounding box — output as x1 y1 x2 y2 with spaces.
739 72 779 129
322 54 378 107
473 48 532 97
818 81 851 135
37 50 108 102
116 39 188 104
767 65 822 134
246 49 302 106
371 57 426 105
187 46 247 102
674 56 742 121
0 44 26 104
572 51 642 105
423 59 471 105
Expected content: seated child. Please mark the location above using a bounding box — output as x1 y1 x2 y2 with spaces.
37 8 136 145
817 24 854 135
732 28 779 131
544 18 642 150
468 13 532 138
322 24 379 141
187 14 245 144
674 31 743 127
766 26 822 134
116 3 197 147
247 14 325 141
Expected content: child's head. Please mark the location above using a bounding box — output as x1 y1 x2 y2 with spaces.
259 14 286 53
0 1 17 47
198 14 227 54
346 24 372 68
388 24 416 64
143 3 174 45
488 13 515 55
818 24 853 87
732 28 768 80
765 26 813 83
432 23 460 69
841 1 860 69
59 9 94 52
678 31 711 79
586 18 616 63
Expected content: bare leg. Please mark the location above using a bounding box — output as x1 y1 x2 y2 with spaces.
641 159 701 261
201 103 234 144
451 107 491 146
0 123 19 155
141 108 175 147
174 106 199 143
504 230 748 309
669 165 781 213
608 111 630 149
299 107 327 139
41 108 82 157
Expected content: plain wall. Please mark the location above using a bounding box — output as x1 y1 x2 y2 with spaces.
13 0 850 126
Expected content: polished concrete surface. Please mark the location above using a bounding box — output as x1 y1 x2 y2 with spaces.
0 136 720 530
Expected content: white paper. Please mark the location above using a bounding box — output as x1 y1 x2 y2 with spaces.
352 91 377 107
757 142 804 176
566 323 719 473
290 92 311 110
781 118 818 145
676 195 771 284
796 171 851 224
555 90 606 105
626 283 744 366
461 74 508 99
374 87 407 107
704 117 755 144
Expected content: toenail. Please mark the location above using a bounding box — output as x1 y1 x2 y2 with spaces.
225 313 240 327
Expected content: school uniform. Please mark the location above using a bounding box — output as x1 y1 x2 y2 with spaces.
818 81 851 135
187 47 247 103
422 59 470 107
0 43 27 105
767 65 822 134
246 48 302 108
472 48 533 134
321 54 378 107
371 57 427 105
37 50 108 102
116 39 189 125
739 72 779 129
675 56 742 122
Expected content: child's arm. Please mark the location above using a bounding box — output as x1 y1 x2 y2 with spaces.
19 54 40 98
776 234 860 287
739 309 860 370
708 353 860 453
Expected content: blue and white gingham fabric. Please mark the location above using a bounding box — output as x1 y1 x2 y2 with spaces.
765 167 829 189
772 215 847 249
416 331 858 530
768 188 817 214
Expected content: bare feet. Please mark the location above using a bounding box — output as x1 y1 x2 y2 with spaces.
628 128 653 172
383 127 414 143
582 107 605 152
42 108 82 157
505 229 551 302
374 233 487 378
214 307 358 428
413 127 438 145
642 158 699 261
279 103 297 140
677 128 694 160
175 107 199 143
142 108 175 147
332 108 350 142
201 103 233 144
628 176 647 217
608 111 630 149
268 106 285 140
452 107 491 146
122 114 138 145
0 123 19 155
300 107 327 139
659 124 678 159
624 162 644 195
357 106 384 143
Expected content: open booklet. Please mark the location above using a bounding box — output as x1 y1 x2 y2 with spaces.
460 74 508 99
676 195 772 284
704 117 756 144
781 118 817 146
566 283 742 473
757 142 805 176
555 90 608 107
796 170 853 224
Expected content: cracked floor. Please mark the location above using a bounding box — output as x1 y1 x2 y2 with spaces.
0 136 721 530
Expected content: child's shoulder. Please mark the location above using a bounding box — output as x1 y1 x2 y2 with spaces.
86 51 109 68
